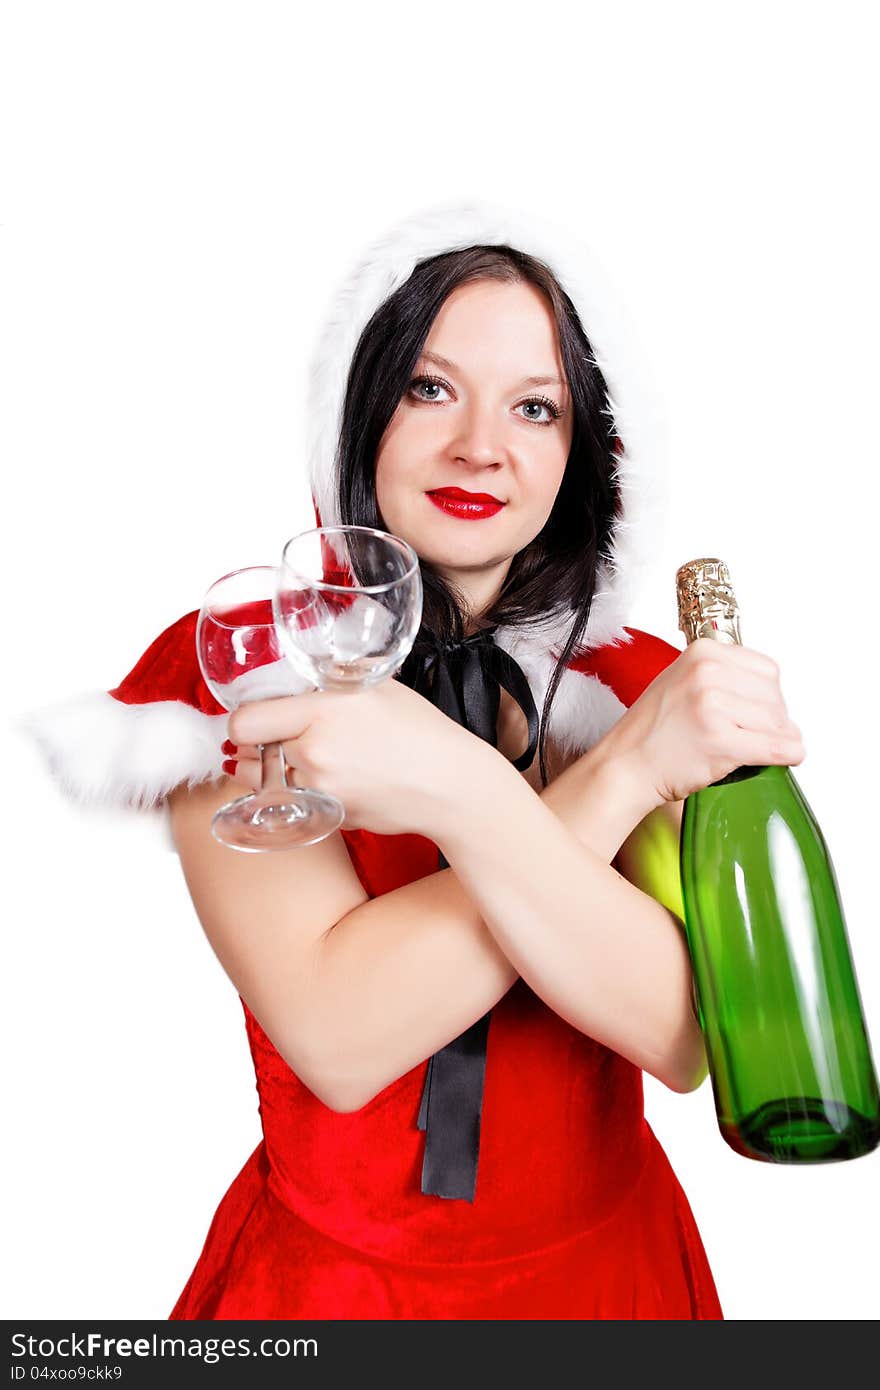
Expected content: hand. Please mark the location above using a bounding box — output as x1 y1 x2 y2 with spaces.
225 677 487 838
600 637 806 806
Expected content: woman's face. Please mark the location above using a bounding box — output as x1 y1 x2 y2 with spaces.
374 277 574 622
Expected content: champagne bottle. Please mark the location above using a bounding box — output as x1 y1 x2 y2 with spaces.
677 558 880 1162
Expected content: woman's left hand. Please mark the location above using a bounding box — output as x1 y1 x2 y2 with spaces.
226 678 487 838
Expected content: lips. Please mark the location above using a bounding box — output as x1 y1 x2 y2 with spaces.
429 487 505 503
426 487 506 520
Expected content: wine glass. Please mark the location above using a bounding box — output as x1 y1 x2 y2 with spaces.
273 525 422 820
196 565 344 851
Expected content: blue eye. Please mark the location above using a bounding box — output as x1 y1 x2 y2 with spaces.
406 375 564 426
516 397 563 426
408 375 452 402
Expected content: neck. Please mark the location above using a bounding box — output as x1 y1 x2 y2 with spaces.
435 557 512 635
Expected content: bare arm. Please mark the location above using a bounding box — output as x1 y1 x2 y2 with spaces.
423 746 706 1101
169 737 704 1112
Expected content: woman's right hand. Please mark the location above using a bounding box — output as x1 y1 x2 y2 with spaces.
602 637 806 807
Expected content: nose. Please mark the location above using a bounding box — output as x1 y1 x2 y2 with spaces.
446 396 507 472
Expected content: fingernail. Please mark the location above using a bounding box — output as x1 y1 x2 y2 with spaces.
222 739 238 756
222 759 237 777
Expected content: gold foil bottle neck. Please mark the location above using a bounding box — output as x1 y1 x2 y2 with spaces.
676 557 742 646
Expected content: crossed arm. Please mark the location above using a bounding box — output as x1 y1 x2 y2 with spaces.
169 730 707 1112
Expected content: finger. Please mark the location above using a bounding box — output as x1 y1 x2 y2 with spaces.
723 723 806 769
692 638 782 683
222 739 260 761
705 663 785 707
226 744 296 776
222 756 261 792
689 644 790 708
232 742 261 761
228 692 323 746
715 692 802 739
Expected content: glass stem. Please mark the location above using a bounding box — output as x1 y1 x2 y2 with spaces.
259 742 288 792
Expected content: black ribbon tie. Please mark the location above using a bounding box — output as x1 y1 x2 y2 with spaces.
396 626 540 1200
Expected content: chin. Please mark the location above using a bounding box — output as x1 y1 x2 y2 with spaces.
382 496 524 568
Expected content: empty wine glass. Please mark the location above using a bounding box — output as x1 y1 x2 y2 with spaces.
273 525 422 819
196 565 344 851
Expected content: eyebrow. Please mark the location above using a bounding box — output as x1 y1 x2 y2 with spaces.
418 349 565 391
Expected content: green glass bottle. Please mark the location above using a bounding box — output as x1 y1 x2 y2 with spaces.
677 558 880 1163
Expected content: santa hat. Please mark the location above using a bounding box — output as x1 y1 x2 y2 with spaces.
23 201 680 812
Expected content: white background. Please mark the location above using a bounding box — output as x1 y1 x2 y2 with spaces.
3 0 879 1321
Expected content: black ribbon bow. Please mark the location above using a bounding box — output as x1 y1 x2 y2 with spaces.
396 626 540 1200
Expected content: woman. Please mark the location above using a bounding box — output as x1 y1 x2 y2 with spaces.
28 203 804 1319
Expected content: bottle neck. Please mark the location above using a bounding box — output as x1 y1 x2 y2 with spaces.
684 614 742 646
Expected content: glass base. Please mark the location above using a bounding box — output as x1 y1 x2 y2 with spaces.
720 1096 880 1163
211 786 345 852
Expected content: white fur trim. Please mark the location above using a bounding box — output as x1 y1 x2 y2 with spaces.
21 658 627 811
520 668 628 795
306 199 668 652
21 693 227 810
494 628 630 758
492 627 629 793
213 659 316 706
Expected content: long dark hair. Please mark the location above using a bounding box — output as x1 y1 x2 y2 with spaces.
335 245 621 788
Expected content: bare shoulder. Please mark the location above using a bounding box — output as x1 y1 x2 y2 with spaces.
166 776 368 959
167 775 366 896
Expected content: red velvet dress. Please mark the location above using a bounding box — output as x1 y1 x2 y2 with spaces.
169 878 722 1318
166 636 725 1320
106 612 722 1319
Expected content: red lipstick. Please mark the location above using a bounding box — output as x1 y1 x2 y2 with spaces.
426 487 506 520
